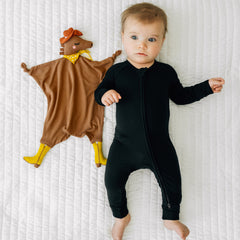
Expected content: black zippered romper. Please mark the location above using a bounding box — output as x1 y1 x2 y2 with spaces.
94 60 213 220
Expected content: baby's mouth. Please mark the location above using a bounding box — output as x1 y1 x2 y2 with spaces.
137 53 147 56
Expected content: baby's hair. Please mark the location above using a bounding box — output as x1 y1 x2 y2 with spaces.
121 2 167 38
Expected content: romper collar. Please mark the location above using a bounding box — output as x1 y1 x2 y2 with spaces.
125 59 157 72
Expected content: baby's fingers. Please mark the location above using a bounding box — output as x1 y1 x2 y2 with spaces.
102 96 113 106
103 95 118 106
213 85 223 93
112 93 122 103
213 77 225 85
108 95 116 103
102 99 111 106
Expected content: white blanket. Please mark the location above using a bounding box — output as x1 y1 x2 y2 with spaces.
0 0 239 239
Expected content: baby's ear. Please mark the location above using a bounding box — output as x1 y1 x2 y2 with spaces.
121 32 124 41
160 37 165 46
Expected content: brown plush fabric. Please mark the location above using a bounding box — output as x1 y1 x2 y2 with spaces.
27 55 115 147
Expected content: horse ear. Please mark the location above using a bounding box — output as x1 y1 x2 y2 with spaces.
59 48 64 55
59 43 65 55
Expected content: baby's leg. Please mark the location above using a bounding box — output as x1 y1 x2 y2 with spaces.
155 167 190 239
150 141 190 239
105 140 132 239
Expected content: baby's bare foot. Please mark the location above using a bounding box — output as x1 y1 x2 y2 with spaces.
163 220 190 240
112 213 131 240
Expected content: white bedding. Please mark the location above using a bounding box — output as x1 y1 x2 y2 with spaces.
0 0 240 239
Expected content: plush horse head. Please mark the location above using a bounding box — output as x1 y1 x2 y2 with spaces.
59 28 93 55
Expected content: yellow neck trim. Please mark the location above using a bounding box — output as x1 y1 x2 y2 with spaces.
63 50 93 64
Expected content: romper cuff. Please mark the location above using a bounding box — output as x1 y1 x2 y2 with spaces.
112 207 129 219
94 88 108 106
162 204 180 220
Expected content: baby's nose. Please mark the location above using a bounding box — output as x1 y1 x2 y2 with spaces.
138 41 147 49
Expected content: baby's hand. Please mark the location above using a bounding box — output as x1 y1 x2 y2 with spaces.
208 77 225 93
101 90 122 106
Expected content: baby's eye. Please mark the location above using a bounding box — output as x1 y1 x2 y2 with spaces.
74 42 80 45
148 38 156 42
131 35 138 40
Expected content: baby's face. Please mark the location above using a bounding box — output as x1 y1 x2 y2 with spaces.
122 16 165 69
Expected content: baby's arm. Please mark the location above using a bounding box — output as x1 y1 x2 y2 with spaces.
95 65 121 106
169 66 225 105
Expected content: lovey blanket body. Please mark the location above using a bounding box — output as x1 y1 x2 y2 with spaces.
22 28 121 167
27 55 114 147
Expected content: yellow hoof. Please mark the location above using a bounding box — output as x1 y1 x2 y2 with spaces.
92 142 107 167
23 156 38 164
23 143 51 167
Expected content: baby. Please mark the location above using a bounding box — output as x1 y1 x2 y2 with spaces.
95 3 224 240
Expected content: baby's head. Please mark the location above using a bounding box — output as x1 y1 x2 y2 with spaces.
121 3 167 38
121 3 167 68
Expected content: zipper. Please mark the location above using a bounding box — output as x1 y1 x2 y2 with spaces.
139 70 171 209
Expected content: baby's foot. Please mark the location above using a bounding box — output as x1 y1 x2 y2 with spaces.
163 220 190 240
112 213 131 240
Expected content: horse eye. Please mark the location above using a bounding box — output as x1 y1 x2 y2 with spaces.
74 43 80 45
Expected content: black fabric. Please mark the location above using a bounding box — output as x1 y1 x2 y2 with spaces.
95 60 213 219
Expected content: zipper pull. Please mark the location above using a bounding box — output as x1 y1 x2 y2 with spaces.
167 203 171 209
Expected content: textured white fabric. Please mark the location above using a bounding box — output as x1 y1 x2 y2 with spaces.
0 0 239 239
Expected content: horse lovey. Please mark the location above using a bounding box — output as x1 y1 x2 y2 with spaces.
21 27 121 168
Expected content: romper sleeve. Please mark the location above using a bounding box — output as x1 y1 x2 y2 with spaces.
168 66 213 105
94 65 116 106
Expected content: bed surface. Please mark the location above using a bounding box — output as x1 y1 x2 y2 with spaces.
0 0 239 239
